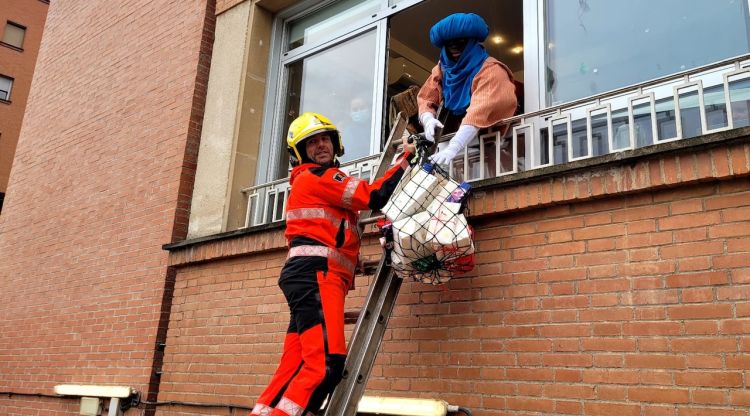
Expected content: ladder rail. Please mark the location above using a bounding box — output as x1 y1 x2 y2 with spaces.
323 114 409 416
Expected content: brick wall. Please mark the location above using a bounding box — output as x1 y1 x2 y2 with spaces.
0 0 47 195
160 136 750 416
0 1 214 415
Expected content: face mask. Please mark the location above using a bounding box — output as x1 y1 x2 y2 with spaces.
350 109 368 123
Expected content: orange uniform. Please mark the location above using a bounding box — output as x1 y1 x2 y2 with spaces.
251 153 412 416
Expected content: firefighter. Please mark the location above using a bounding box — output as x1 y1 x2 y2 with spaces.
249 112 415 416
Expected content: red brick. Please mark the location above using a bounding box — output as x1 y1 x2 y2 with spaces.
597 385 627 400
714 253 750 269
730 390 750 406
593 323 622 336
639 337 670 352
666 271 728 287
673 228 708 243
643 405 677 416
628 219 657 234
622 232 673 248
623 322 682 336
541 295 590 309
659 212 721 230
590 294 619 307
544 384 595 399
684 320 718 335
712 147 732 178
622 204 670 221
581 338 636 352
573 223 626 240
580 307 634 322
720 319 750 334
685 354 723 369
671 338 737 353
625 354 685 369
667 304 733 320
675 371 743 387
705 192 750 210
539 268 586 282
554 368 583 382
584 402 640 416
692 389 728 405
662 242 724 259
678 408 746 416
709 223 750 240
506 397 555 413
623 290 679 305
677 257 711 272
682 287 715 303
628 386 690 403
579 278 631 293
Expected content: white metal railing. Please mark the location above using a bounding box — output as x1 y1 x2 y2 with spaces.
242 54 750 228
241 154 382 228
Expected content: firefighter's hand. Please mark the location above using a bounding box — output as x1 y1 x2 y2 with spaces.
419 112 443 143
402 134 417 155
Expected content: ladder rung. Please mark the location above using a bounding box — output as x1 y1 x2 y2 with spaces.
343 310 360 325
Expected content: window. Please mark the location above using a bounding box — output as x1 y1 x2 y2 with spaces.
261 0 386 182
2 21 26 49
260 0 524 182
0 76 13 101
545 0 750 105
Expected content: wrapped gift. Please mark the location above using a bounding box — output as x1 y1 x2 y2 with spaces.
382 165 441 222
391 210 434 261
426 202 471 249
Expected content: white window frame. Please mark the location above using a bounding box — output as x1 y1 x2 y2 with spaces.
256 0 459 185
0 75 13 101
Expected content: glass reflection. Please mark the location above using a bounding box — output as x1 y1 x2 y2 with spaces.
546 0 750 104
280 31 378 178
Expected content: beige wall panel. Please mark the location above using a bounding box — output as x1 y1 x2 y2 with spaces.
188 2 254 238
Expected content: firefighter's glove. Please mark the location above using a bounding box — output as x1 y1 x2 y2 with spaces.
429 124 479 166
419 112 443 143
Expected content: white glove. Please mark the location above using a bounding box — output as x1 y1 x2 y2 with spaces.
419 112 443 143
429 124 479 165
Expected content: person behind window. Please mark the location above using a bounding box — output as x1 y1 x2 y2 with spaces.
337 96 372 158
249 112 415 416
418 13 518 165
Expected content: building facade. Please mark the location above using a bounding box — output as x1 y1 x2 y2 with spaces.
1 1 750 416
0 0 48 212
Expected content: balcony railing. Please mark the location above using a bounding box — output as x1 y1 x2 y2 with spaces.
242 54 750 228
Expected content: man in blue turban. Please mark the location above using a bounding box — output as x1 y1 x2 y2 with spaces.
417 13 518 165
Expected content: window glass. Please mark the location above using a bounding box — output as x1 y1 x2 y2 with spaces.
0 76 13 101
278 30 378 178
2 22 25 49
288 0 379 50
546 0 750 105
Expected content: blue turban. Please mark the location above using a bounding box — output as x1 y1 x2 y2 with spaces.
429 13 490 116
429 13 489 48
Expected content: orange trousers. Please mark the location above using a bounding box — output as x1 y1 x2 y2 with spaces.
250 256 348 416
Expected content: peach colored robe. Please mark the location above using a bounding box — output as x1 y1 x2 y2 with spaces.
417 57 518 128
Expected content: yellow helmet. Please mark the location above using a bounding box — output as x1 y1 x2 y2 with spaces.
287 112 344 166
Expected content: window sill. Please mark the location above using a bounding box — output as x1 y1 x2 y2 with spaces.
0 42 23 52
0 99 11 105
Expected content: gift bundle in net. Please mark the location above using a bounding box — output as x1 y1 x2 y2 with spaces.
379 163 475 285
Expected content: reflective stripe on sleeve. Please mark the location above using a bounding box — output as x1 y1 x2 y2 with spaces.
341 178 362 210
